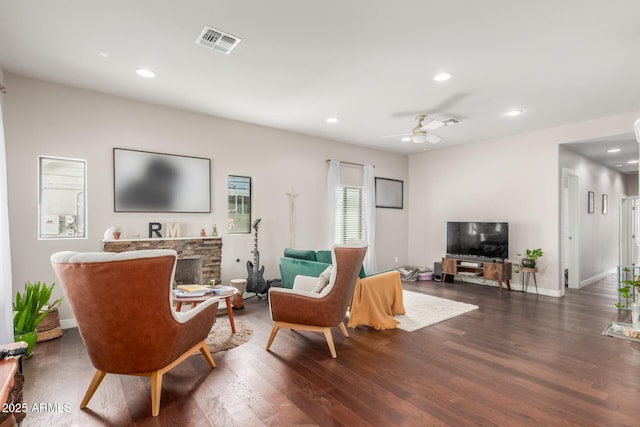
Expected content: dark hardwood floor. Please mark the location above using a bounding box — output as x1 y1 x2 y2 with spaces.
20 277 639 426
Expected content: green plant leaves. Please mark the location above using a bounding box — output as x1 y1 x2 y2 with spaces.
617 267 640 308
525 248 543 260
13 281 59 335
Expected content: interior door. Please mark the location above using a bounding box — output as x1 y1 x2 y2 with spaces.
620 197 639 267
562 169 580 290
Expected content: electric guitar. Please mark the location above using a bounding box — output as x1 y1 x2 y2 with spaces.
246 218 267 293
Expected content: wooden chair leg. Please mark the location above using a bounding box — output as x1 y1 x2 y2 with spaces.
338 322 349 338
323 328 337 358
266 323 280 351
80 370 106 409
199 343 216 368
150 371 163 417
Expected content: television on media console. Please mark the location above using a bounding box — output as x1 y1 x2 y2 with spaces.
446 221 509 261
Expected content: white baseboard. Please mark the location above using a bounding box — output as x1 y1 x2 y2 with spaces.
456 276 563 297
580 269 615 288
60 318 78 330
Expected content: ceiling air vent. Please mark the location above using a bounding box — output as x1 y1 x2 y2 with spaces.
442 118 461 126
195 26 241 55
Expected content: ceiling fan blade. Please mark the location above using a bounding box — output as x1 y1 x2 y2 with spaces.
427 133 443 144
422 120 444 131
381 133 410 138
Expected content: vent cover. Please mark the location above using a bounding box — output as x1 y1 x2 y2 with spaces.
195 26 241 54
442 118 461 126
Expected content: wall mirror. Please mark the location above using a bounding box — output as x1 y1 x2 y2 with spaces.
38 156 87 239
227 175 251 234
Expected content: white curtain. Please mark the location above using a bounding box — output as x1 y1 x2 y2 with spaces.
363 165 377 273
326 160 340 248
0 101 13 344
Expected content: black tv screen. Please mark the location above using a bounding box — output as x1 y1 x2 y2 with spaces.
447 222 509 261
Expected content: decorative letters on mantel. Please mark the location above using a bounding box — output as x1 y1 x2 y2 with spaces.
148 222 181 238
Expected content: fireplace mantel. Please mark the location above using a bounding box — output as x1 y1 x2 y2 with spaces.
102 236 222 243
103 237 222 282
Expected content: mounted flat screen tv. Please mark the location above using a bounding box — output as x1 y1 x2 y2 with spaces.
447 222 509 261
114 148 211 213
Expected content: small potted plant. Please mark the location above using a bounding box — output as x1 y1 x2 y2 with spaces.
617 268 640 332
13 281 62 358
112 227 121 240
520 248 543 268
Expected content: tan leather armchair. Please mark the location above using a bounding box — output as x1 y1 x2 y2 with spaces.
266 243 367 358
50 249 218 417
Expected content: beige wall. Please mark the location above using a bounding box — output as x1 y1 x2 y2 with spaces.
4 74 409 326
408 110 640 296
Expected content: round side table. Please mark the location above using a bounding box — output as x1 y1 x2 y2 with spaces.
520 267 538 294
174 288 239 333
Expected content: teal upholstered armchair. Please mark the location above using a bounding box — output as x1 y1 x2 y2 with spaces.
279 248 365 288
278 247 404 330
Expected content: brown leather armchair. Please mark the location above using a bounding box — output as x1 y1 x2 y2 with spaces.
50 249 218 417
266 243 367 358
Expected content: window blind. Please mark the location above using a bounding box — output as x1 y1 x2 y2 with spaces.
335 186 363 244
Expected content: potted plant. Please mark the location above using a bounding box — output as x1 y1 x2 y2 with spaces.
617 268 640 331
13 281 61 358
520 248 543 268
112 227 121 240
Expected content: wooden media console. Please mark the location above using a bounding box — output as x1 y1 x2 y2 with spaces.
441 257 512 292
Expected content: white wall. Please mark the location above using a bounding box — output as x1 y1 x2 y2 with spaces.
408 110 640 297
4 74 409 325
626 172 639 196
559 146 627 284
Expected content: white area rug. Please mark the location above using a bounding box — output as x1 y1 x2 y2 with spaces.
205 318 253 353
395 290 479 332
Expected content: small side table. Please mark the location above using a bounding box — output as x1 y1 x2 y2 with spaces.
521 267 539 294
175 288 239 333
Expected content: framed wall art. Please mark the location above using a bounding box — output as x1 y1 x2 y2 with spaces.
113 148 211 213
375 177 403 209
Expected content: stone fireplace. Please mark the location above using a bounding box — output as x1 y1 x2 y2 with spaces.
174 256 203 285
103 237 222 283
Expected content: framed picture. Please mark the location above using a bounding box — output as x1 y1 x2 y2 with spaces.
588 191 594 214
375 177 403 209
602 194 608 215
113 148 211 213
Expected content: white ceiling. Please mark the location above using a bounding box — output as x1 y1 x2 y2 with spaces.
1 0 639 156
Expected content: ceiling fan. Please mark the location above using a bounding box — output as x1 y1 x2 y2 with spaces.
383 115 456 144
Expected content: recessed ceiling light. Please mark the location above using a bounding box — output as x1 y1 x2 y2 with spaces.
614 164 623 167
607 148 621 153
433 72 452 82
401 137 411 142
505 109 524 117
325 117 338 124
136 68 156 78
627 160 639 164
98 51 109 58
